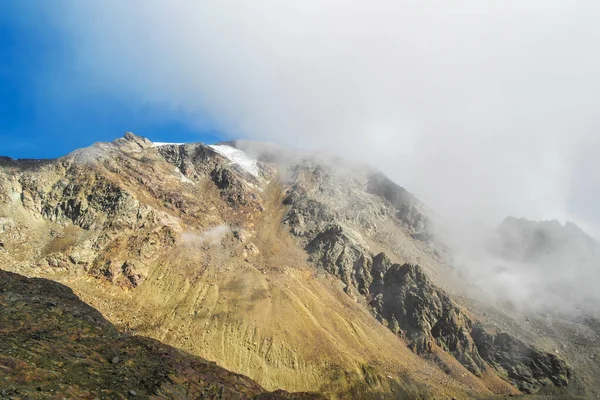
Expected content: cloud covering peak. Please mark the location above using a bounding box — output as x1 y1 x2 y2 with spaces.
38 0 600 232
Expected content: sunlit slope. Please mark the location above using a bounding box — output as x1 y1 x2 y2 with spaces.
1 133 571 398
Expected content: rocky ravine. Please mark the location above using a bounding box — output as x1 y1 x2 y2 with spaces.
0 133 595 398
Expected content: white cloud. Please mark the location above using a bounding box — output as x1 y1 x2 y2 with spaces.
182 225 231 247
42 0 600 231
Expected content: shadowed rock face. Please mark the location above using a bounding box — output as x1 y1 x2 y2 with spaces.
374 263 570 393
472 328 571 393
376 263 486 375
0 269 324 400
306 225 373 295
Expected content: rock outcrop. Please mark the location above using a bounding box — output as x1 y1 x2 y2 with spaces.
472 327 571 393
261 150 574 394
0 134 267 287
374 263 570 393
306 225 373 295
303 222 571 393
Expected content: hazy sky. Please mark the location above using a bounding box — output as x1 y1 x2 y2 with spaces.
6 1 600 234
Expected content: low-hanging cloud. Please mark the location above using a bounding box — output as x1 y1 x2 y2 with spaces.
37 1 600 233
182 225 231 247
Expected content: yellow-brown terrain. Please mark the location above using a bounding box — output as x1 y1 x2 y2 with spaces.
1 133 595 399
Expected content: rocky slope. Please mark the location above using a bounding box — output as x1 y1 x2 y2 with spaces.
302 227 571 393
0 133 597 398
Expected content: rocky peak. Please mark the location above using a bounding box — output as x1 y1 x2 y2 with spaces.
1 135 266 288
113 131 154 151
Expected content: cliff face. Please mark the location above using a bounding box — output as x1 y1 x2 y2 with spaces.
376 264 570 393
0 133 595 398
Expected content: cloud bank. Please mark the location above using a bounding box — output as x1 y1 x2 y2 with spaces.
39 1 600 233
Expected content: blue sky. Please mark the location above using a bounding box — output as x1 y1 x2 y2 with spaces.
0 3 222 159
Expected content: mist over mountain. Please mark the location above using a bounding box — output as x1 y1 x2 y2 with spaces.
13 1 600 235
439 214 600 316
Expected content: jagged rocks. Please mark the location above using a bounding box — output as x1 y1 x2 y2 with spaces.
303 222 572 394
306 225 373 294
373 263 571 393
374 263 487 376
283 202 335 237
0 134 583 397
115 131 154 152
281 160 428 239
156 142 263 209
472 327 571 393
156 142 217 179
211 168 248 204
1 134 264 287
368 252 393 295
210 167 263 209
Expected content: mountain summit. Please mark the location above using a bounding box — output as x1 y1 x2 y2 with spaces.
1 133 598 398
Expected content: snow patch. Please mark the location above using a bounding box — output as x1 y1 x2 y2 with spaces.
208 144 260 177
152 142 185 147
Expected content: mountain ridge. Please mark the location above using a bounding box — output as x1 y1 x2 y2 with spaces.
1 132 598 398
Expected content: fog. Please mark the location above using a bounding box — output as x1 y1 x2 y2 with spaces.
34 1 600 312
437 216 600 315
182 225 231 247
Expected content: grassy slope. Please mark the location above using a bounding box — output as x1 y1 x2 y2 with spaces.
0 269 324 399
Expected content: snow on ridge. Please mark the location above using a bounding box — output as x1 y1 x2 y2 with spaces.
152 142 185 147
208 144 260 178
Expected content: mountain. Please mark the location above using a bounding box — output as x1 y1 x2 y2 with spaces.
0 132 598 398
